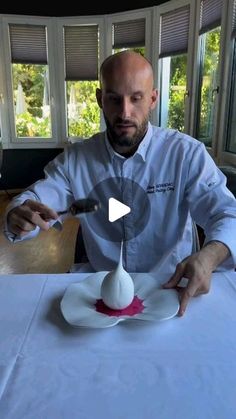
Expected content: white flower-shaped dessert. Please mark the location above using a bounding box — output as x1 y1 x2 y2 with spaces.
100 242 134 309
61 272 180 328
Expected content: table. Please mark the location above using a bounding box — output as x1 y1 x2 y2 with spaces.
0 271 236 419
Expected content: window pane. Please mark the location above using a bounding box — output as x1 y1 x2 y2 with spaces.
66 81 99 138
64 24 99 139
113 47 145 55
196 27 221 147
159 54 187 132
12 64 51 138
112 21 145 56
226 40 236 154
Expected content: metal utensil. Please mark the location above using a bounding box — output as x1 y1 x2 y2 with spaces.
57 198 100 216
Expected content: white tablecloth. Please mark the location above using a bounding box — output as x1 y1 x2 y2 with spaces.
0 271 236 419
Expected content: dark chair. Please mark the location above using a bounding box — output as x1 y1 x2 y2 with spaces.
197 165 236 249
219 166 236 197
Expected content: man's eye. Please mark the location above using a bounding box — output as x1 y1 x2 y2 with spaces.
109 96 120 103
132 96 142 101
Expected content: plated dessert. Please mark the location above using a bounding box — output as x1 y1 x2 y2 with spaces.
60 243 179 328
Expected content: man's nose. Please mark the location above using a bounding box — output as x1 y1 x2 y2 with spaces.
119 97 132 119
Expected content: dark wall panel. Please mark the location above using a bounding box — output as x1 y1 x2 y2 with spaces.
0 149 63 190
0 1 169 16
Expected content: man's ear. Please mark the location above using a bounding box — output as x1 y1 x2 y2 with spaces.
150 89 158 110
96 88 102 108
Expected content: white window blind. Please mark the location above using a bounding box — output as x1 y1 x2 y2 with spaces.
9 24 47 64
113 19 145 49
64 25 99 81
159 5 190 58
199 0 223 34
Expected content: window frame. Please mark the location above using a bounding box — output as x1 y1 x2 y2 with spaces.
0 19 8 148
106 8 152 58
105 8 152 129
190 0 229 162
216 0 236 165
1 15 60 149
152 0 196 132
56 15 105 142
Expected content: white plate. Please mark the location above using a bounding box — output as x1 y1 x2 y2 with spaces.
60 272 180 328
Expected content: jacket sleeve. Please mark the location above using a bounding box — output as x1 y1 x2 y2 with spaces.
185 143 236 267
4 146 75 242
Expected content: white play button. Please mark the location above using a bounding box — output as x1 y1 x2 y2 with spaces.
87 177 151 241
108 197 131 222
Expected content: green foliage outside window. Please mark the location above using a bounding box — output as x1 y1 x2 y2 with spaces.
67 80 99 138
168 55 187 132
13 64 45 116
197 28 221 145
162 29 220 135
13 64 51 137
16 114 51 137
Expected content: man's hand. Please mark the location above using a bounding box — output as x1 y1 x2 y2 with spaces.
7 199 58 237
163 241 230 316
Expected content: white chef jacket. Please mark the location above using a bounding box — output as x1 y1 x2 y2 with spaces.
4 123 236 274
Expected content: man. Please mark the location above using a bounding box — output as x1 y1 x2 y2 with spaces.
4 51 236 315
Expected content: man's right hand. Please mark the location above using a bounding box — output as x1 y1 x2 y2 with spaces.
7 199 58 237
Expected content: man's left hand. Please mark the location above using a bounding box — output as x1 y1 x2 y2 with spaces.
163 241 230 316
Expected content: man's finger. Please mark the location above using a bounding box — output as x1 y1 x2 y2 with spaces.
163 263 185 288
29 212 51 231
14 219 37 233
178 281 198 316
9 223 36 236
25 200 58 220
9 205 52 233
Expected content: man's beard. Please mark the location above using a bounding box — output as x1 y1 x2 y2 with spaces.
104 115 149 148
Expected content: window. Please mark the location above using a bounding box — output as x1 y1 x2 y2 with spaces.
225 1 236 154
9 24 52 139
63 25 99 139
157 3 191 132
195 0 223 148
104 11 151 131
112 18 146 55
0 20 6 150
226 43 236 153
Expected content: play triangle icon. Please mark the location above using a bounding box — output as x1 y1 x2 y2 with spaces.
108 198 131 222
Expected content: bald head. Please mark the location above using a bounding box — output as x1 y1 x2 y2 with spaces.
96 51 158 156
100 51 154 89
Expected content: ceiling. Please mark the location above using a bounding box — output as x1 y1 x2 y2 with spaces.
0 1 170 17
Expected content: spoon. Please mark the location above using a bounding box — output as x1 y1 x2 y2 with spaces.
57 198 100 216
52 198 99 231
